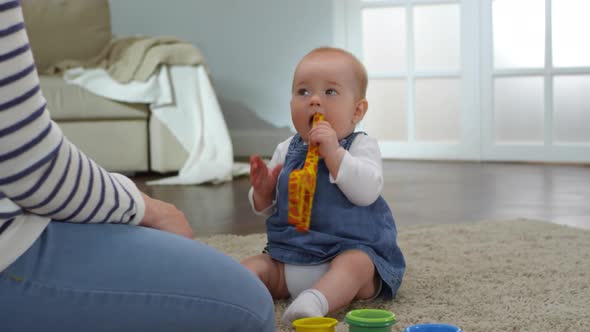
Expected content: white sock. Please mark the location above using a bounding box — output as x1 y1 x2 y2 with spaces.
282 289 329 324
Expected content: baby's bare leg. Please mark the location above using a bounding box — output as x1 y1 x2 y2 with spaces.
282 250 377 323
313 250 378 313
241 254 290 300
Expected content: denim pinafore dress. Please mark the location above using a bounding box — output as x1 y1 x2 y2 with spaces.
265 132 405 299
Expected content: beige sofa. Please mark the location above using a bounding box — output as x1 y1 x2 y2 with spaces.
22 0 188 173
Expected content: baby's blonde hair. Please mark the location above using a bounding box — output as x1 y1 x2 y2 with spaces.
295 47 368 99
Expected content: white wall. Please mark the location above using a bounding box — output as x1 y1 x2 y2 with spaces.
109 0 335 155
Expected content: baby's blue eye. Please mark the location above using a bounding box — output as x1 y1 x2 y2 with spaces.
297 89 309 96
325 88 338 96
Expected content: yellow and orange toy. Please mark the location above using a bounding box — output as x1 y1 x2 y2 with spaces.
288 113 325 232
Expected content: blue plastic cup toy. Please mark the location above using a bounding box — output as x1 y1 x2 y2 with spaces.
404 323 462 332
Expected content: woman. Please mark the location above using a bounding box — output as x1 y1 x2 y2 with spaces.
0 1 274 331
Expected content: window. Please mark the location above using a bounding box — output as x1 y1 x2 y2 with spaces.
483 0 590 161
335 0 590 162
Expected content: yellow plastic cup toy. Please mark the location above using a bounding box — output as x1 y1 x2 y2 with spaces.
292 317 338 332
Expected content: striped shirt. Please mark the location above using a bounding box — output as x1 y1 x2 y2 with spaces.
0 0 145 271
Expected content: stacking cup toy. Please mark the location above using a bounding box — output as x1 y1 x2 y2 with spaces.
344 309 397 332
292 317 338 332
404 323 462 332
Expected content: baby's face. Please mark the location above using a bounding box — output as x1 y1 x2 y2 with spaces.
290 52 363 142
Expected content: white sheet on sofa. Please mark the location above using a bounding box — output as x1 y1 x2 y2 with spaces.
63 65 244 185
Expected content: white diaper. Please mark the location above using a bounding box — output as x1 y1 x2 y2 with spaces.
284 263 330 298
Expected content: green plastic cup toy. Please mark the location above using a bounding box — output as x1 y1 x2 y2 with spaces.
345 309 397 332
292 317 338 332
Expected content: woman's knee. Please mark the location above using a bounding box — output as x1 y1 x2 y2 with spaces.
197 268 275 332
155 244 275 331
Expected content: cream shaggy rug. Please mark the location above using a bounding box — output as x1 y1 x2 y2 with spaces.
199 220 590 331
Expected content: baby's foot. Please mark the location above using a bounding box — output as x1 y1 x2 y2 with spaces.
282 289 329 324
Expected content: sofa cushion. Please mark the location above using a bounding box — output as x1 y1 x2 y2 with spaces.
40 76 149 121
59 120 149 172
22 0 112 72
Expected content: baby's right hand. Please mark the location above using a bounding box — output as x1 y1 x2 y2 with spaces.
250 155 282 204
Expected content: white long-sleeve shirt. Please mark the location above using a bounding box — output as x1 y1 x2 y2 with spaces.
249 134 384 216
0 1 144 271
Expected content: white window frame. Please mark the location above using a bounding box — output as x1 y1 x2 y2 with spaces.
480 0 590 163
335 0 590 163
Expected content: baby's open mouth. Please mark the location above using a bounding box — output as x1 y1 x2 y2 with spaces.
308 113 325 129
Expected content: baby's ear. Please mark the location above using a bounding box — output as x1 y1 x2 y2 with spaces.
353 98 368 124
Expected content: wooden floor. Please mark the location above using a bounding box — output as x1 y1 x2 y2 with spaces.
132 161 590 237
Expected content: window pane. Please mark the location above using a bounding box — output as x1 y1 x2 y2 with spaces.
552 0 590 67
414 4 460 72
362 7 406 73
492 0 544 69
553 76 590 143
363 79 407 141
494 77 544 144
415 78 461 142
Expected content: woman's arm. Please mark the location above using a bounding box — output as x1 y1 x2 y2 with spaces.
0 1 144 225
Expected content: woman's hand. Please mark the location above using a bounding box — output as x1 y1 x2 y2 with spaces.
139 193 194 238
250 155 282 211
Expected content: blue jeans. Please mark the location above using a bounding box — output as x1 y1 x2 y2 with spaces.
0 222 275 332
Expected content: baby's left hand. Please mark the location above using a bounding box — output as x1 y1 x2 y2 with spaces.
309 121 340 159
